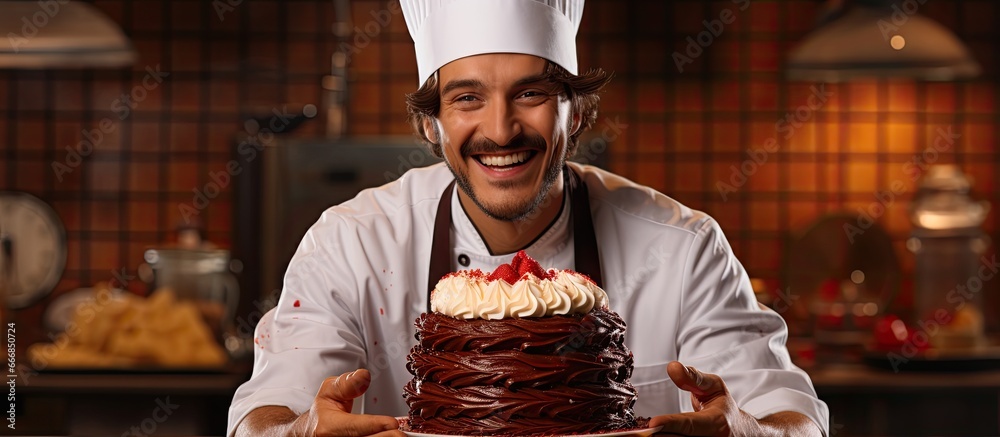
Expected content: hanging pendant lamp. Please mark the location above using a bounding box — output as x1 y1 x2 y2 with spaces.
786 0 980 82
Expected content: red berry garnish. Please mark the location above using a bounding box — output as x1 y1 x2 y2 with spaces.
510 250 527 272
516 253 546 279
488 264 520 284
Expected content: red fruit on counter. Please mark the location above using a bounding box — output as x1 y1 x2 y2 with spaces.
819 279 840 301
873 314 909 350
906 330 931 352
874 314 909 346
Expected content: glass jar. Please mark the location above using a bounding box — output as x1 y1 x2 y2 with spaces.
908 165 990 350
143 248 240 344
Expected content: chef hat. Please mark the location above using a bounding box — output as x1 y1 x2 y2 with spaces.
401 0 584 87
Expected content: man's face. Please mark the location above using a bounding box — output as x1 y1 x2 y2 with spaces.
430 54 576 222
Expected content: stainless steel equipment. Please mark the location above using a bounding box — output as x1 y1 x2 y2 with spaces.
142 248 240 343
908 164 991 350
254 137 442 302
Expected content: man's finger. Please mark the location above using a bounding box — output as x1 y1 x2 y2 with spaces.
339 414 401 437
666 361 724 398
319 369 372 402
369 429 408 437
314 411 400 437
650 410 727 436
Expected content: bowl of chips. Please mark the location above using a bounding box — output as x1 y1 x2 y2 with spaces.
29 283 229 371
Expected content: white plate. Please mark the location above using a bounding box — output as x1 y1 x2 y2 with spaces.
397 418 662 437
402 428 661 437
43 287 127 332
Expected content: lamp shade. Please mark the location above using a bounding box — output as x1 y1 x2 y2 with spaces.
786 5 980 82
0 1 135 69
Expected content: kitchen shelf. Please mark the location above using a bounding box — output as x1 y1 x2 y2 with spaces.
20 370 249 395
810 364 1000 392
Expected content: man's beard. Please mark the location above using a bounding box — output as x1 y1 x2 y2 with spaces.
444 133 564 222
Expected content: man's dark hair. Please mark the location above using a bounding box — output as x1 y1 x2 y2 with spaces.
405 61 613 158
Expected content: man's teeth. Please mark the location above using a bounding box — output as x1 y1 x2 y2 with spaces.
478 151 531 167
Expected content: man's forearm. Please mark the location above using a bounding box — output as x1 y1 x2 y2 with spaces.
756 411 824 437
235 406 305 437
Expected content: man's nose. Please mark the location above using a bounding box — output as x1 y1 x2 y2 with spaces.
481 99 522 147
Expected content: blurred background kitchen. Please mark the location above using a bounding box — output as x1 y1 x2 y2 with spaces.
0 0 998 435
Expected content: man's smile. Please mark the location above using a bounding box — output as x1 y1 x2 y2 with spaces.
473 150 537 170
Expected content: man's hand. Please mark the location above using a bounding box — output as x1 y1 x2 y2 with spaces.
648 362 822 437
237 369 404 437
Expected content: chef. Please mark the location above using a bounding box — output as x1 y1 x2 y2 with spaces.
229 0 829 436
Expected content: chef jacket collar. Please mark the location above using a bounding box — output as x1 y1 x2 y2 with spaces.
449 183 571 271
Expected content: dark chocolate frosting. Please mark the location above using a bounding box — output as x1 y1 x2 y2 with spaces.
403 309 639 435
413 308 627 354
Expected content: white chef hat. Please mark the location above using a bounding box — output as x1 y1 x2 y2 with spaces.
401 0 584 87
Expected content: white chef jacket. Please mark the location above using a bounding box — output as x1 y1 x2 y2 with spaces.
227 162 829 435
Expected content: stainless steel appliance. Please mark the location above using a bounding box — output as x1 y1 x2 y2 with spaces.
142 247 240 343
908 164 991 350
259 137 442 300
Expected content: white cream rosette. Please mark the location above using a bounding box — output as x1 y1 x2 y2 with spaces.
430 271 609 320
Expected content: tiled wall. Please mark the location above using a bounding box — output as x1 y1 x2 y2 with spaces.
1 0 998 345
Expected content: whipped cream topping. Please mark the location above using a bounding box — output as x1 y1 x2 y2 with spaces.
431 270 609 320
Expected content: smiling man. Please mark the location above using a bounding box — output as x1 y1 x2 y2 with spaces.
228 1 829 436
417 53 589 254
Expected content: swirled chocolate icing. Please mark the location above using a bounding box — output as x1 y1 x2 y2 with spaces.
403 309 639 435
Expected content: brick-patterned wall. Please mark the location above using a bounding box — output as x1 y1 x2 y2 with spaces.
1 0 998 346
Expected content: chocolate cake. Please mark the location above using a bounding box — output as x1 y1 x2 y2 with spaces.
403 251 639 435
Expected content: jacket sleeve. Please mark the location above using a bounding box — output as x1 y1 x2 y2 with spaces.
227 214 368 436
675 218 829 435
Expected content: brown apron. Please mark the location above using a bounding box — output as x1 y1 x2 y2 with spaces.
426 167 603 312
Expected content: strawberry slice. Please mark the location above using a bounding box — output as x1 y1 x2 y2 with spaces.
488 263 520 284
509 251 525 273
488 251 551 283
515 251 546 279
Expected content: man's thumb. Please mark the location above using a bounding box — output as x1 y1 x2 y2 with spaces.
666 361 721 397
321 369 372 402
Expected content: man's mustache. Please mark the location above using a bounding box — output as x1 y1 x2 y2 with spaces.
460 134 547 157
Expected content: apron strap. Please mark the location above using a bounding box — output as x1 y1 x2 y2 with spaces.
427 180 457 312
427 167 603 312
565 167 604 288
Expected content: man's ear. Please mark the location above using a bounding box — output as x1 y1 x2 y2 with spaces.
422 117 439 144
570 111 583 136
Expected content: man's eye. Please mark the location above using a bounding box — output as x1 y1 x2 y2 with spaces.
456 95 478 102
520 91 543 98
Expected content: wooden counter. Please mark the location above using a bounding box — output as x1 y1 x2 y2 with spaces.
809 365 1000 436
14 370 250 436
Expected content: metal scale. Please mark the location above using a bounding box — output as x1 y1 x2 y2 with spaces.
0 192 67 321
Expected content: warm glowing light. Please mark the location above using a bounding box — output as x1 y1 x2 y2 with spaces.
890 35 906 50
851 270 865 284
862 302 878 317
890 319 908 341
